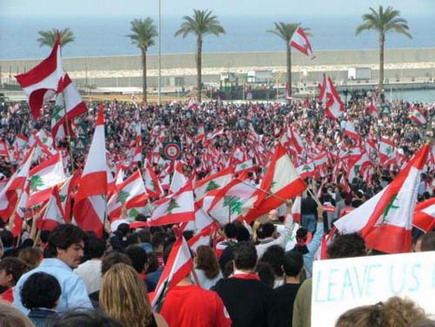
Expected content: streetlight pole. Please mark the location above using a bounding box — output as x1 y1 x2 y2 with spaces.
158 0 162 106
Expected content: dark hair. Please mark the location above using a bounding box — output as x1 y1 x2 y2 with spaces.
20 272 61 310
327 233 366 259
116 223 130 236
86 238 106 260
125 245 148 274
101 252 132 276
195 245 220 279
257 222 275 239
0 257 29 285
259 245 285 277
255 262 274 287
136 229 151 243
0 230 14 248
233 241 257 270
282 250 304 277
151 232 165 250
293 227 309 255
125 234 140 247
51 309 123 327
163 241 175 264
145 252 159 274
224 223 237 239
45 225 87 258
420 232 435 251
236 226 251 242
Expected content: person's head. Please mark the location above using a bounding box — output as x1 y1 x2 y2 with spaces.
18 247 43 270
125 234 140 247
45 224 88 268
256 222 275 240
233 241 257 272
51 310 123 327
0 301 34 327
20 272 61 310
101 251 132 276
0 257 29 287
336 296 428 327
85 238 106 260
0 230 14 248
293 227 309 255
282 250 304 278
195 245 220 280
100 263 153 327
136 229 151 244
224 223 237 239
236 225 251 242
151 232 165 252
259 245 285 277
415 232 435 252
125 245 148 274
267 209 278 221
327 233 366 259
115 223 130 237
255 262 274 287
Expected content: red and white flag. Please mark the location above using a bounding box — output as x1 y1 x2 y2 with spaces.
194 167 234 201
151 236 193 309
74 107 108 237
169 161 189 194
343 121 360 142
334 144 430 253
147 181 195 226
38 186 65 231
379 138 395 163
367 97 379 116
290 27 315 59
410 106 427 125
319 74 345 120
15 35 64 119
27 153 67 207
143 160 163 198
291 196 302 223
412 198 435 232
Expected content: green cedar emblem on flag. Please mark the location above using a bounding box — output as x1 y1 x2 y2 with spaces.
166 198 180 214
205 180 220 193
381 194 399 223
117 190 130 204
29 175 44 192
223 195 243 216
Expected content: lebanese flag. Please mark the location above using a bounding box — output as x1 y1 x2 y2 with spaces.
334 144 430 253
37 186 65 231
347 152 371 183
297 162 315 179
343 121 360 142
367 97 379 116
74 107 107 237
234 158 256 174
9 184 30 237
27 153 67 206
15 35 63 119
143 160 163 198
412 198 435 232
151 236 193 309
195 124 206 143
290 27 315 59
379 138 395 163
107 170 148 220
184 206 220 252
0 149 34 222
194 167 234 201
147 181 195 226
169 161 188 194
291 196 302 223
208 176 259 224
58 174 78 223
410 106 427 125
52 74 87 141
319 74 345 120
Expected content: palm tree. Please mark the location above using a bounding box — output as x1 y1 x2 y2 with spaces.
175 9 225 102
268 22 309 99
127 18 158 104
356 5 411 93
37 28 75 47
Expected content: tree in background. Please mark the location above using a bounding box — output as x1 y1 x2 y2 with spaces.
175 9 225 102
356 5 411 95
127 18 158 104
37 28 74 47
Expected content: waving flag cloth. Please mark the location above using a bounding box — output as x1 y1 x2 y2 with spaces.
151 235 194 310
52 74 87 141
245 143 306 223
27 153 67 206
291 196 302 223
412 198 435 232
290 27 315 59
147 180 195 226
0 148 34 222
334 144 430 254
9 183 30 237
143 160 164 198
107 169 148 220
343 121 360 142
73 107 108 237
194 167 234 201
37 186 66 231
319 74 345 120
169 161 188 194
410 106 427 125
15 35 63 119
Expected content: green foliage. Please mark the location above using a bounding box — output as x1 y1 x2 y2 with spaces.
174 9 225 39
37 28 75 47
127 18 158 51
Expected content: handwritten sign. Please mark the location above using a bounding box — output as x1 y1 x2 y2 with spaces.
312 251 435 327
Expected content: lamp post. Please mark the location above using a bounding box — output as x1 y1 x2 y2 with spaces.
158 0 162 106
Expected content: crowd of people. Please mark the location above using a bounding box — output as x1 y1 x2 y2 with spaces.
0 93 434 327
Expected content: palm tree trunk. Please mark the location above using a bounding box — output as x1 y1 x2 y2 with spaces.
196 36 202 103
141 48 147 104
287 42 292 100
379 33 385 99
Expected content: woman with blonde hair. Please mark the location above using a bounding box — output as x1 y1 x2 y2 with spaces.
100 263 167 327
0 300 34 327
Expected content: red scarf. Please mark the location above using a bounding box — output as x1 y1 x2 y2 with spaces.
232 273 260 281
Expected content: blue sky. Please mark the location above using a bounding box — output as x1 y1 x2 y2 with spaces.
1 0 434 17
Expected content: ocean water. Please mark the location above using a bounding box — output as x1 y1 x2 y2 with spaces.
0 14 434 59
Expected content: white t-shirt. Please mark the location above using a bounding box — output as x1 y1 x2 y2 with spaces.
74 259 102 294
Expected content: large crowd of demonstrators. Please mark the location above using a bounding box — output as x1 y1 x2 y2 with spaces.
0 93 434 327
